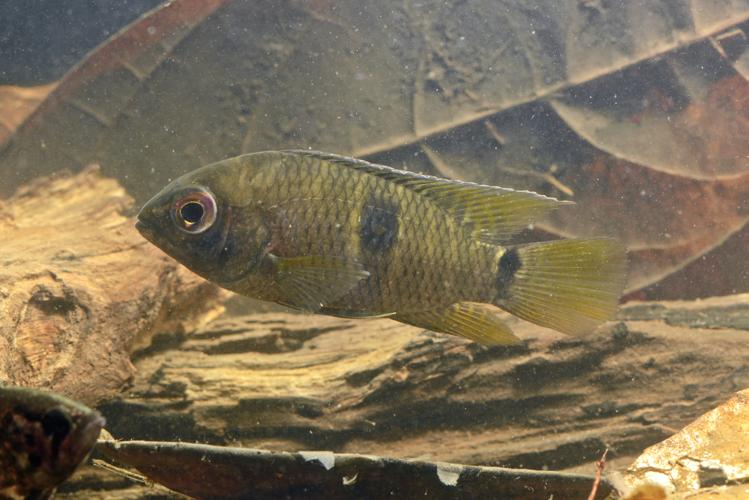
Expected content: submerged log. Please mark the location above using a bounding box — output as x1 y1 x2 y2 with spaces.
0 166 226 405
95 439 613 500
95 293 749 477
622 388 749 498
8 165 747 497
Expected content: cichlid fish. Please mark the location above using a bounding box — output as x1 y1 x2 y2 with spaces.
0 385 104 499
136 150 626 344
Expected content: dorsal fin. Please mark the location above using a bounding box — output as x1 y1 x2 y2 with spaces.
284 150 571 244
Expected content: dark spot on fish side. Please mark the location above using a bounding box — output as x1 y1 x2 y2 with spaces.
360 195 399 254
28 452 42 468
496 248 521 299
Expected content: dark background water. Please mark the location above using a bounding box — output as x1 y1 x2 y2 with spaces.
0 0 161 85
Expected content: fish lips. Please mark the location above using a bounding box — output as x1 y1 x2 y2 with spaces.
44 411 104 487
135 218 157 243
65 411 105 469
135 198 167 245
135 189 171 242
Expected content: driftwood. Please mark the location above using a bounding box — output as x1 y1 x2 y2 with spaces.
94 439 613 500
88 293 749 482
0 166 226 404
622 388 749 498
4 162 749 498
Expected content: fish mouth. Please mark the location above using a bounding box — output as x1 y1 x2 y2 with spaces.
55 412 105 476
136 193 164 242
135 218 156 242
75 413 106 449
67 413 105 468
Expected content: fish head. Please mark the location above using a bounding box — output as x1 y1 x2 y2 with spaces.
136 158 272 283
0 386 105 495
34 405 104 484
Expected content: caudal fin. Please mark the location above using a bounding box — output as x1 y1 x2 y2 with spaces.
495 238 626 336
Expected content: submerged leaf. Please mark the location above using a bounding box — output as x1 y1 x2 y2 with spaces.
1 0 749 298
549 43 749 179
0 83 56 144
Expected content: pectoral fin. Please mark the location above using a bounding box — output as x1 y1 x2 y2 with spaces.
273 255 370 312
393 302 521 345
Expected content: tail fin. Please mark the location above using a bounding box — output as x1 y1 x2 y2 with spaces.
495 238 626 336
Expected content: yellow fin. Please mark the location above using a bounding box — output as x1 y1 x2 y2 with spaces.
318 307 396 319
286 150 570 243
394 302 521 345
496 238 626 336
411 182 570 244
273 255 370 312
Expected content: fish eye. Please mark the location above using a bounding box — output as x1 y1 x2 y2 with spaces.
172 188 217 234
41 408 72 441
180 201 204 224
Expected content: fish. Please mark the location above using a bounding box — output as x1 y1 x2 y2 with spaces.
136 150 626 345
0 385 104 500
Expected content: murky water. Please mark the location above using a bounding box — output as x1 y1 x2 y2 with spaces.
1 2 748 498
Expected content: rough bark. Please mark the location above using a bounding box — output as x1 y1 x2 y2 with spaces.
0 166 226 405
621 389 749 498
5 164 748 498
92 440 613 500
93 293 749 479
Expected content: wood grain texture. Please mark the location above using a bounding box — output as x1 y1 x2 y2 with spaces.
0 166 226 405
93 440 613 500
95 294 749 475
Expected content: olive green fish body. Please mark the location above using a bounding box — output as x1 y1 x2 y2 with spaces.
226 153 497 314
137 150 626 345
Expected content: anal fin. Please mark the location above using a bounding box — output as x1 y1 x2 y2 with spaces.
393 302 520 345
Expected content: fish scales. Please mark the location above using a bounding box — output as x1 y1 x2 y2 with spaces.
137 150 626 345
255 153 496 313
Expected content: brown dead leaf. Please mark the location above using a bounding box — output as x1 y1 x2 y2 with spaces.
550 46 749 180
1 0 748 299
0 83 56 144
